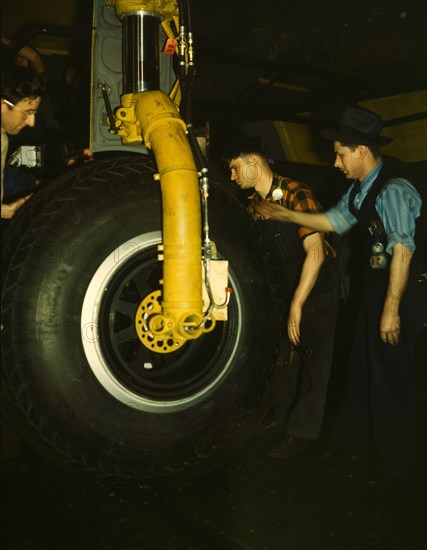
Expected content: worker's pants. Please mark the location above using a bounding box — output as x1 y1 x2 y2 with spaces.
329 279 426 476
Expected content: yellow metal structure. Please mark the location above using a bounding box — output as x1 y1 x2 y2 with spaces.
275 90 427 165
109 0 206 347
108 0 178 19
358 91 427 163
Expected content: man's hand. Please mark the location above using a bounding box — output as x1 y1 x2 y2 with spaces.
67 148 94 166
379 306 401 345
253 199 333 232
1 194 32 219
287 302 302 345
253 199 289 221
379 243 412 346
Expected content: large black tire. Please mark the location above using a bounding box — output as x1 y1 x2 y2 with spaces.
1 156 288 484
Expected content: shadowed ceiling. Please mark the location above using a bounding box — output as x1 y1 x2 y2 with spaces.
188 0 426 126
2 0 426 130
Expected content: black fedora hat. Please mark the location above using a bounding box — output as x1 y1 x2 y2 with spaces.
320 107 393 146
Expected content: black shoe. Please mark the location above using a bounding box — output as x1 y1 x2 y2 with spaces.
320 446 361 463
268 435 312 459
263 418 279 430
365 465 415 486
365 471 410 487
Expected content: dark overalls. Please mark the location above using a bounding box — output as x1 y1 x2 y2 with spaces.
330 165 426 476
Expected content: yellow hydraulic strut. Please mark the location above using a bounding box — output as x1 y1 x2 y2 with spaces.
108 0 206 352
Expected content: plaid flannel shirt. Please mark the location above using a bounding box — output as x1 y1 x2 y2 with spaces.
248 173 336 258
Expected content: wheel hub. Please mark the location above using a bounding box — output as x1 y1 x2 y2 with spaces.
135 290 187 353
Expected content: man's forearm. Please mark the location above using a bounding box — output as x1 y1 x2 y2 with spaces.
380 242 412 345
253 200 334 232
286 209 333 233
384 243 412 313
292 233 324 307
287 232 325 345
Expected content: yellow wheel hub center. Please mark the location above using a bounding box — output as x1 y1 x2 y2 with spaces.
135 290 187 353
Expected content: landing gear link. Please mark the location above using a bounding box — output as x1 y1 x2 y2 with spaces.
135 289 217 354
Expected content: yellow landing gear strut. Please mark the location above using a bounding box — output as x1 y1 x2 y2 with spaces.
117 90 210 351
108 1 227 353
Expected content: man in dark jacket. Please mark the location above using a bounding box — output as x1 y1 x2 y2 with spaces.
254 107 425 479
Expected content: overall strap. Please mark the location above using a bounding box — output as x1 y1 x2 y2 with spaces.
357 164 398 225
348 180 361 218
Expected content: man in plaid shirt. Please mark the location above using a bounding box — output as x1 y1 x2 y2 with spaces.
224 137 339 458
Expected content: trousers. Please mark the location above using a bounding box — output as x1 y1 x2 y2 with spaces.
329 279 426 476
274 288 339 440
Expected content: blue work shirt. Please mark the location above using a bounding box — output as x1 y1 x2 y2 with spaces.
326 162 422 254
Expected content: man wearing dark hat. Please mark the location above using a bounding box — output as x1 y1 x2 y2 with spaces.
254 107 425 479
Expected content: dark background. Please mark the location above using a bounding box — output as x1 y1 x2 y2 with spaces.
2 0 426 129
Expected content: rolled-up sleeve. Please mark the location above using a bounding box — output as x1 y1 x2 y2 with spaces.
325 190 358 235
378 179 422 254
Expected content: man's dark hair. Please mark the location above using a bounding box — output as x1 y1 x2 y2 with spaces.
223 136 268 164
1 55 46 103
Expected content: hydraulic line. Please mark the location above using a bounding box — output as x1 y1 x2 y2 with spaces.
177 0 230 327
109 0 229 344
